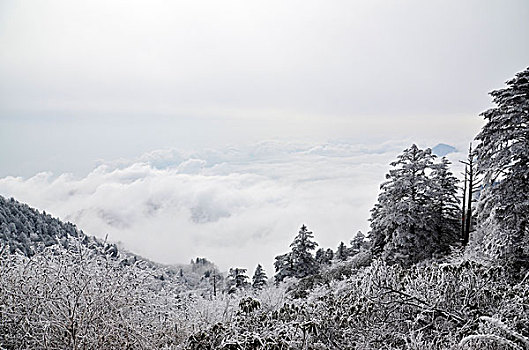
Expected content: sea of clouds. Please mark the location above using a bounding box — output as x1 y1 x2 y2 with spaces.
0 139 467 273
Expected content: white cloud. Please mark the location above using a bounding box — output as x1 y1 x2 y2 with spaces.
0 140 466 273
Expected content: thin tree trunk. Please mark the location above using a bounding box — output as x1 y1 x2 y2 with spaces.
461 166 468 245
465 145 473 242
213 274 217 297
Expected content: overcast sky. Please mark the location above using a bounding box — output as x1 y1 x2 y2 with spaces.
0 1 528 271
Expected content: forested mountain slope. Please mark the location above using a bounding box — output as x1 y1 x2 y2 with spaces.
0 195 110 256
0 194 221 293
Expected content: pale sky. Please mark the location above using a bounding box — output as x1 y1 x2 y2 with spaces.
1 0 528 177
0 1 528 271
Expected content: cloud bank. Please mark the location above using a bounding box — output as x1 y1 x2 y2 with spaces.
0 140 467 273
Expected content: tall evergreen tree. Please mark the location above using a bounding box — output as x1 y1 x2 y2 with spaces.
315 248 325 264
227 267 249 293
335 241 348 261
474 67 529 271
315 248 333 265
252 264 268 289
369 145 459 264
325 248 334 262
350 231 367 255
289 225 319 278
430 157 460 252
314 248 325 264
273 252 293 283
274 225 319 282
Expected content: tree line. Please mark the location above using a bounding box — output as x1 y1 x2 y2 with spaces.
269 67 528 282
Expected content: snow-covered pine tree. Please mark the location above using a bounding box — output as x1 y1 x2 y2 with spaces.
474 67 529 272
252 264 268 289
227 267 249 293
335 241 348 261
273 252 293 283
369 144 458 264
315 248 325 264
274 225 319 282
350 231 367 255
290 224 319 278
325 248 334 262
315 248 332 265
430 157 461 253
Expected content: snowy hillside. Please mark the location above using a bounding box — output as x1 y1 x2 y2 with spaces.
1 67 528 349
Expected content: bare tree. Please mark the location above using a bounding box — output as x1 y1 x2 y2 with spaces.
460 144 480 246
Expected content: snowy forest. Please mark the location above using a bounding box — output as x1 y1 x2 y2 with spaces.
0 67 528 349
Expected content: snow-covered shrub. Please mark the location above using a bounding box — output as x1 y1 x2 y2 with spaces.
0 242 188 349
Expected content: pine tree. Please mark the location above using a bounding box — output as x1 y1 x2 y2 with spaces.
335 241 348 261
273 252 293 283
430 157 461 253
252 264 268 289
227 267 249 293
274 225 319 282
315 248 333 265
289 225 319 278
315 248 325 264
474 67 529 271
369 144 459 264
350 231 367 255
325 248 334 262
369 145 436 264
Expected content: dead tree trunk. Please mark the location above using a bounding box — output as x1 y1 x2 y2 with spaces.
465 147 473 241
460 144 480 246
461 165 468 245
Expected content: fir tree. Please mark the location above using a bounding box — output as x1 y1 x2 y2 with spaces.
315 248 326 264
315 248 333 265
273 252 293 283
289 224 319 278
274 225 319 282
335 241 348 261
227 267 249 293
325 248 334 262
474 67 529 271
430 157 461 253
252 264 268 289
369 145 459 264
350 231 367 255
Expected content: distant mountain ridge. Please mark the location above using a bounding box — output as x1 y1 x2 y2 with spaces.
432 143 457 157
